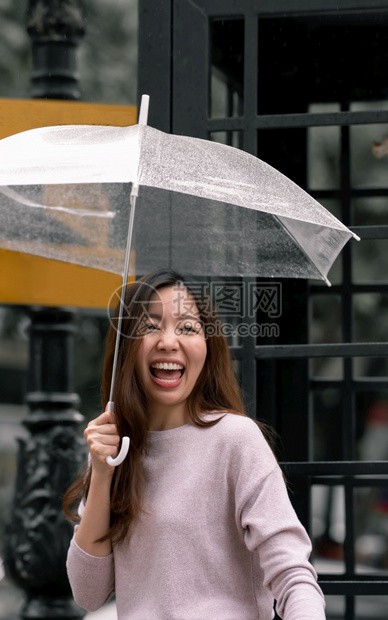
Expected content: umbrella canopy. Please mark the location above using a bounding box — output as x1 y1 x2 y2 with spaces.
0 117 358 285
0 97 360 466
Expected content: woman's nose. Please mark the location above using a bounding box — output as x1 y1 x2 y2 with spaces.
156 327 179 350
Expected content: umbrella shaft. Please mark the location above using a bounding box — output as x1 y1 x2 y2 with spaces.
109 190 137 403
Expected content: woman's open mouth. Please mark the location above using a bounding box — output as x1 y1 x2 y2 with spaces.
150 362 185 385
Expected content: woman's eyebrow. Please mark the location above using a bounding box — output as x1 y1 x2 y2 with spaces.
148 311 200 321
147 312 162 320
177 313 200 321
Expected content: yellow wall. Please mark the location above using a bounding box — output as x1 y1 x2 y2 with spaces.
0 99 136 308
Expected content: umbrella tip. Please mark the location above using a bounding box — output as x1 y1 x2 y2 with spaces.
138 94 150 126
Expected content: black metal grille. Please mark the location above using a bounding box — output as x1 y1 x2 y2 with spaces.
139 1 388 617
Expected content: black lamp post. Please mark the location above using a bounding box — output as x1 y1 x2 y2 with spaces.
27 0 85 101
3 1 87 618
3 309 86 619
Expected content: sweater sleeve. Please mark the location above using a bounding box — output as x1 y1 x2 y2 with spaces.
66 530 115 612
66 499 115 613
232 420 326 620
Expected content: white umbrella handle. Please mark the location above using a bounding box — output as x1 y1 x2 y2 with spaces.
106 436 130 467
105 400 130 466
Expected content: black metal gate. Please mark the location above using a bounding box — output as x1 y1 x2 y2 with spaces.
138 1 388 617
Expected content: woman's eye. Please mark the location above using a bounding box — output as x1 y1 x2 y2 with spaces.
135 320 160 337
177 322 199 335
145 323 159 331
137 322 159 335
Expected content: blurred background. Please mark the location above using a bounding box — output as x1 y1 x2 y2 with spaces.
0 1 387 619
0 1 137 618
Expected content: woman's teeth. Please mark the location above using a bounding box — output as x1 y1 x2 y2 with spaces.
150 362 184 383
151 362 183 370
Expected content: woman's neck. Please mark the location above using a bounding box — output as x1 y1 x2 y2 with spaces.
147 404 190 431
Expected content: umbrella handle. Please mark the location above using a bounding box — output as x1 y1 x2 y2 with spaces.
106 436 130 467
105 401 131 466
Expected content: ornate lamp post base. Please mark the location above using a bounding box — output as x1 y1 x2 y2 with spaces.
3 309 87 619
3 3 89 617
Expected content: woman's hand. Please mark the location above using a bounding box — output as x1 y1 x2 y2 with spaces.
75 409 117 556
84 410 120 476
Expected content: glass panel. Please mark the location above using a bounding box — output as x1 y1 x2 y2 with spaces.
258 13 388 115
315 197 342 221
211 73 229 119
209 277 243 347
308 109 341 191
321 595 345 619
210 74 242 119
311 199 343 286
312 390 343 461
223 315 243 348
310 295 342 344
355 595 388 619
351 99 388 113
257 128 307 185
353 357 388 378
326 252 342 287
355 486 388 575
356 392 388 462
210 19 244 119
210 278 281 348
310 357 343 380
353 239 388 283
210 131 242 149
353 197 388 227
312 484 345 572
351 123 388 188
354 293 388 342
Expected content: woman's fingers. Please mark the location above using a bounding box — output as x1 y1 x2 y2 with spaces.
84 411 121 465
93 409 116 426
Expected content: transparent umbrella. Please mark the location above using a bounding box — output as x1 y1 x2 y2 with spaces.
0 95 359 464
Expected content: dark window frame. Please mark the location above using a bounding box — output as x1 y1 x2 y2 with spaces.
139 2 388 616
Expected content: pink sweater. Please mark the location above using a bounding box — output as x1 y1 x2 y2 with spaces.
67 413 326 619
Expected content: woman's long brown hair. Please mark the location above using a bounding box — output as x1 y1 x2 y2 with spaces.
63 269 270 545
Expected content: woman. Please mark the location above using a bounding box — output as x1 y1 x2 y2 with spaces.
64 269 326 620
